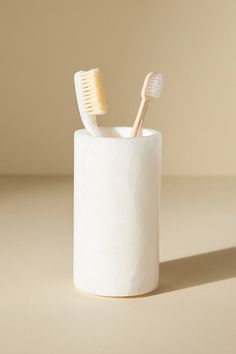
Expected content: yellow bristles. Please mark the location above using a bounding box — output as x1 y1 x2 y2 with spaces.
80 68 107 115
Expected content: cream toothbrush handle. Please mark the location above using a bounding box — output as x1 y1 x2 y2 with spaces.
130 99 149 137
82 115 104 137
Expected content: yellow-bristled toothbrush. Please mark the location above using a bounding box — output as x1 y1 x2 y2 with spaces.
74 68 107 136
130 72 163 137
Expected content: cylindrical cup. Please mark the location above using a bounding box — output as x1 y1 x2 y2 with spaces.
74 127 161 297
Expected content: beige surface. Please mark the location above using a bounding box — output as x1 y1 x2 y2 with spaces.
0 176 236 354
1 0 236 175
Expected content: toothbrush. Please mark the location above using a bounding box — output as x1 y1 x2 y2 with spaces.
74 68 107 136
130 72 163 137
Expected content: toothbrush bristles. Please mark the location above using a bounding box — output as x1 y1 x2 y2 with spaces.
146 73 163 98
80 68 107 115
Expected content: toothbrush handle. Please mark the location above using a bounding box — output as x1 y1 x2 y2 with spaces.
130 98 149 137
136 104 148 136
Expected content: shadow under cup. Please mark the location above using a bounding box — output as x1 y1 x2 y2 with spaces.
74 127 162 297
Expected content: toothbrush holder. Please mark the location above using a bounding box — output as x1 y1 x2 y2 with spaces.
74 127 162 297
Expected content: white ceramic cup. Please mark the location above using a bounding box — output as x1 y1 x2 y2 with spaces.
74 127 162 297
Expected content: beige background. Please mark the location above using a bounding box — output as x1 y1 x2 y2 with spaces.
0 0 236 175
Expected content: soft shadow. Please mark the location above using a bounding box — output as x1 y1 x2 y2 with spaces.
146 247 236 297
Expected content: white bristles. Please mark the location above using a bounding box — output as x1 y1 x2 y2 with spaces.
80 68 107 115
146 73 163 98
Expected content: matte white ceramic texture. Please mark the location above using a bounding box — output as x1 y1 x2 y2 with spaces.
74 127 161 297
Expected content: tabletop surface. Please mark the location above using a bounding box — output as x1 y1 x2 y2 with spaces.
1 176 236 354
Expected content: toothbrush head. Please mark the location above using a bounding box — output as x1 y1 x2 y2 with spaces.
142 72 163 100
80 68 107 115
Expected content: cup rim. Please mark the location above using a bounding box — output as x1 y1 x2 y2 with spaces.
75 126 161 140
